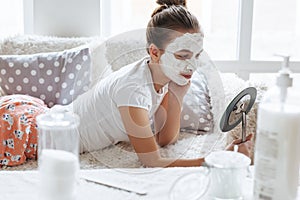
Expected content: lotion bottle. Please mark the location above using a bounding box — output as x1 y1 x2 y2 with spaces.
253 55 300 200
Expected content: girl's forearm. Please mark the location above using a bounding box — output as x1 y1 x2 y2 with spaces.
137 146 205 168
156 93 182 146
164 157 205 167
140 155 205 167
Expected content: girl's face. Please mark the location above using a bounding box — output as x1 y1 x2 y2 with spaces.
159 32 204 86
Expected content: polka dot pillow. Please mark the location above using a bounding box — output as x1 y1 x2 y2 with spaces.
180 69 213 134
0 46 91 107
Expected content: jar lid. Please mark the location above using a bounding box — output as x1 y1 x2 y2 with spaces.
205 151 251 169
36 109 80 130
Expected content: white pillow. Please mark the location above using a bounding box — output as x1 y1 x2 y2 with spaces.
105 30 147 71
0 35 93 55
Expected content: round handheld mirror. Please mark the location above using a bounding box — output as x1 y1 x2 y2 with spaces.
219 87 257 142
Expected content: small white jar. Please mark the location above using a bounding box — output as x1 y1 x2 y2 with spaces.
36 110 80 200
205 151 251 200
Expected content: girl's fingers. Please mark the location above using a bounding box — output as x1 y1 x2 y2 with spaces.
232 133 254 145
246 133 253 140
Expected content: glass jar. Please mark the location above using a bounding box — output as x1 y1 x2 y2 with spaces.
36 109 80 200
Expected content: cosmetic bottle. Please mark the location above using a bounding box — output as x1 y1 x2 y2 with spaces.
37 109 80 200
253 55 300 200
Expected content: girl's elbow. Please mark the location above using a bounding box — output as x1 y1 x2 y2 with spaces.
139 157 161 167
137 152 164 167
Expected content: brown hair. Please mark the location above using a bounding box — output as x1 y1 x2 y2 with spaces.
146 0 200 53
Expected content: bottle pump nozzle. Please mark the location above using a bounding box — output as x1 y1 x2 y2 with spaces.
274 54 293 103
275 54 293 88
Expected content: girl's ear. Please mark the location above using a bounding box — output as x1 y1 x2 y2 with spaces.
148 44 161 63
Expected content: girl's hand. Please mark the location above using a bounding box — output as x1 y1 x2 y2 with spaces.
225 134 253 158
168 81 191 103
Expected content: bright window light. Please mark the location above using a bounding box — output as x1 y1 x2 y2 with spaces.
0 0 24 38
107 0 239 61
189 0 239 60
108 0 156 36
252 0 300 61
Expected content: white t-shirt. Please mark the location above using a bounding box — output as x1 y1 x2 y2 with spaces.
67 57 168 153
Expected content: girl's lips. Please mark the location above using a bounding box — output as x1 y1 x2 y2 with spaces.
181 68 193 79
181 74 192 79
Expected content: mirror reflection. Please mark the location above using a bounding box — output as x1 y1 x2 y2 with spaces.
228 94 251 126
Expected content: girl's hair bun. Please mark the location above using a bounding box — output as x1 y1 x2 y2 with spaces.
147 0 200 53
151 0 187 17
156 0 186 7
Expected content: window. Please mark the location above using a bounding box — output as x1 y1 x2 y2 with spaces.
102 0 299 79
189 0 239 60
105 0 157 36
103 0 239 61
1 0 299 79
0 0 24 38
252 0 300 61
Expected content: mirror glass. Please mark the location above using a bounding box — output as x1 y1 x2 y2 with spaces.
228 94 251 126
219 87 257 132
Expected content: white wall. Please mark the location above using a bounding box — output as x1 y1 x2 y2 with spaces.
26 0 100 37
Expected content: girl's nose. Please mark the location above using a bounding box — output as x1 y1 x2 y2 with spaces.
185 59 198 71
184 65 194 73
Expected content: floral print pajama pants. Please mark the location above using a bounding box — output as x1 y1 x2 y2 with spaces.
0 95 48 166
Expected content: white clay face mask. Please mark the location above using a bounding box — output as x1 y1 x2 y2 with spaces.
160 33 203 86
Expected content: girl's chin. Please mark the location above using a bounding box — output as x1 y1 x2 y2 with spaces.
173 77 189 86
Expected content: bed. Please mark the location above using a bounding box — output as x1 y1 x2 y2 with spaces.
0 34 266 170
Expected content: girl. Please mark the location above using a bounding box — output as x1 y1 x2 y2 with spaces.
65 0 252 167
0 0 252 167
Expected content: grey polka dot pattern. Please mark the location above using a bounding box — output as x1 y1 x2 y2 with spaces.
180 69 213 134
0 47 91 107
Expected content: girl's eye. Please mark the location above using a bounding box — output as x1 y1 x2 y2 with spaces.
176 55 186 59
174 53 190 60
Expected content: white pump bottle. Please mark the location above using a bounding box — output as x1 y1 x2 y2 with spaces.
253 55 300 200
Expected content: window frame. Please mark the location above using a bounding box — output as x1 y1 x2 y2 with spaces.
218 0 299 80
230 0 300 80
23 0 34 34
